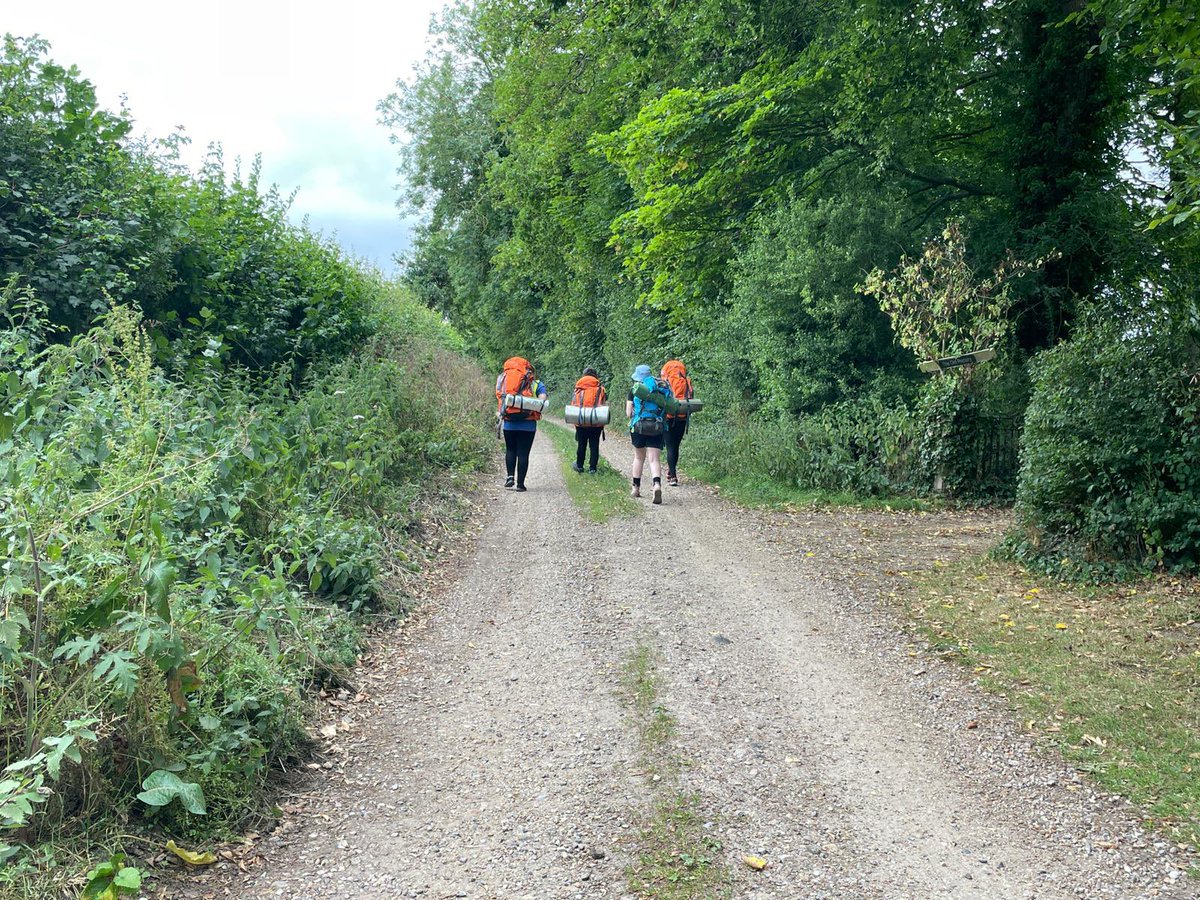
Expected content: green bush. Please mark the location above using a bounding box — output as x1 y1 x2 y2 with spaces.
688 394 920 497
1 36 375 374
1011 307 1199 573
0 291 491 868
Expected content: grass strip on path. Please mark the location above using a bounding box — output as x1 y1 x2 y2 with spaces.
542 422 639 523
620 642 732 899
904 558 1200 852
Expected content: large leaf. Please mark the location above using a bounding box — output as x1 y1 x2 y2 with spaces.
136 770 206 815
143 559 177 623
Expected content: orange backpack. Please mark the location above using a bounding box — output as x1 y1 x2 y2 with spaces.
661 360 693 420
497 356 540 421
572 374 607 410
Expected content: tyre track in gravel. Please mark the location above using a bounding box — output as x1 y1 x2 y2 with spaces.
595 433 1193 899
222 436 648 899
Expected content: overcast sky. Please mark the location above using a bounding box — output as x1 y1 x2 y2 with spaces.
6 0 447 273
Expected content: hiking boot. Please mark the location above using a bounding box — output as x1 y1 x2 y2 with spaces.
667 475 679 487
515 484 527 492
631 482 641 498
504 476 515 489
571 462 584 473
652 485 663 505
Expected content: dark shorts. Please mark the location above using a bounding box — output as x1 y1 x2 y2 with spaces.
630 432 664 450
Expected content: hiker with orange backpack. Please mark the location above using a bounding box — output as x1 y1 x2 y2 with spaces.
626 364 671 505
495 357 548 492
661 359 695 487
568 366 608 474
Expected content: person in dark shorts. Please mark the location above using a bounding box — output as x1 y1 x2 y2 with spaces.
626 363 669 505
571 366 606 474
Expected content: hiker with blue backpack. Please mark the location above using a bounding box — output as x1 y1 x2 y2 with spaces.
626 363 672 505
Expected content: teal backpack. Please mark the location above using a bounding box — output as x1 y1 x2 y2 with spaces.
630 376 673 436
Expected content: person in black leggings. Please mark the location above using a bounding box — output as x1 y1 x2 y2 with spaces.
496 367 547 491
664 418 687 485
572 367 606 474
504 429 537 490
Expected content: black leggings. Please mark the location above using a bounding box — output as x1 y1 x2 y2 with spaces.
504 428 536 486
575 427 601 470
664 418 687 477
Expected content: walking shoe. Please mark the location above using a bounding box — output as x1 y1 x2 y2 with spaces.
667 475 679 487
571 462 584 473
631 483 641 498
515 485 527 492
588 468 598 475
504 476 515 489
652 485 663 505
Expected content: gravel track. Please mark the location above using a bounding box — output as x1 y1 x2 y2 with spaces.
166 429 1194 899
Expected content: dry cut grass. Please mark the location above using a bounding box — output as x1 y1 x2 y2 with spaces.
904 559 1200 851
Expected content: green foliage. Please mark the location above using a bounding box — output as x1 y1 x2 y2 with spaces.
137 770 206 815
1 36 375 373
0 293 491 869
81 853 142 899
861 220 1051 364
1012 303 1200 573
1082 0 1200 227
728 193 914 417
688 396 921 498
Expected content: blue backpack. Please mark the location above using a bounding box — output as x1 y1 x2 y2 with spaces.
631 376 672 436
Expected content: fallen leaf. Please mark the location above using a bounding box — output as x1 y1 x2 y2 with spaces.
166 840 217 867
743 855 768 871
319 724 337 740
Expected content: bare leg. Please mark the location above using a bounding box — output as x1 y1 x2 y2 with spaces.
646 447 662 480
632 447 646 480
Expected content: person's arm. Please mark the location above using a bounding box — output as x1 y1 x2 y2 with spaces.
537 381 548 399
625 391 634 419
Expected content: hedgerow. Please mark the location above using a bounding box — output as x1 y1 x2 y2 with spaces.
0 286 491 888
0 36 495 891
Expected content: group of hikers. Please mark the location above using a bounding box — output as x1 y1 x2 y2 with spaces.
494 357 699 505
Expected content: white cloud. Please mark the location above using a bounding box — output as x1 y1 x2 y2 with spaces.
7 0 444 271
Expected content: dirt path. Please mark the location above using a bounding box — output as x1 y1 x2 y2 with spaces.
168 431 1192 899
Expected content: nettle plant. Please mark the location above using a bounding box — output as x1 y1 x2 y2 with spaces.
861 220 1051 371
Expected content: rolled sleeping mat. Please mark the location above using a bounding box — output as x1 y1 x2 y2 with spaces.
503 393 549 414
676 398 704 415
630 381 682 414
565 404 611 427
